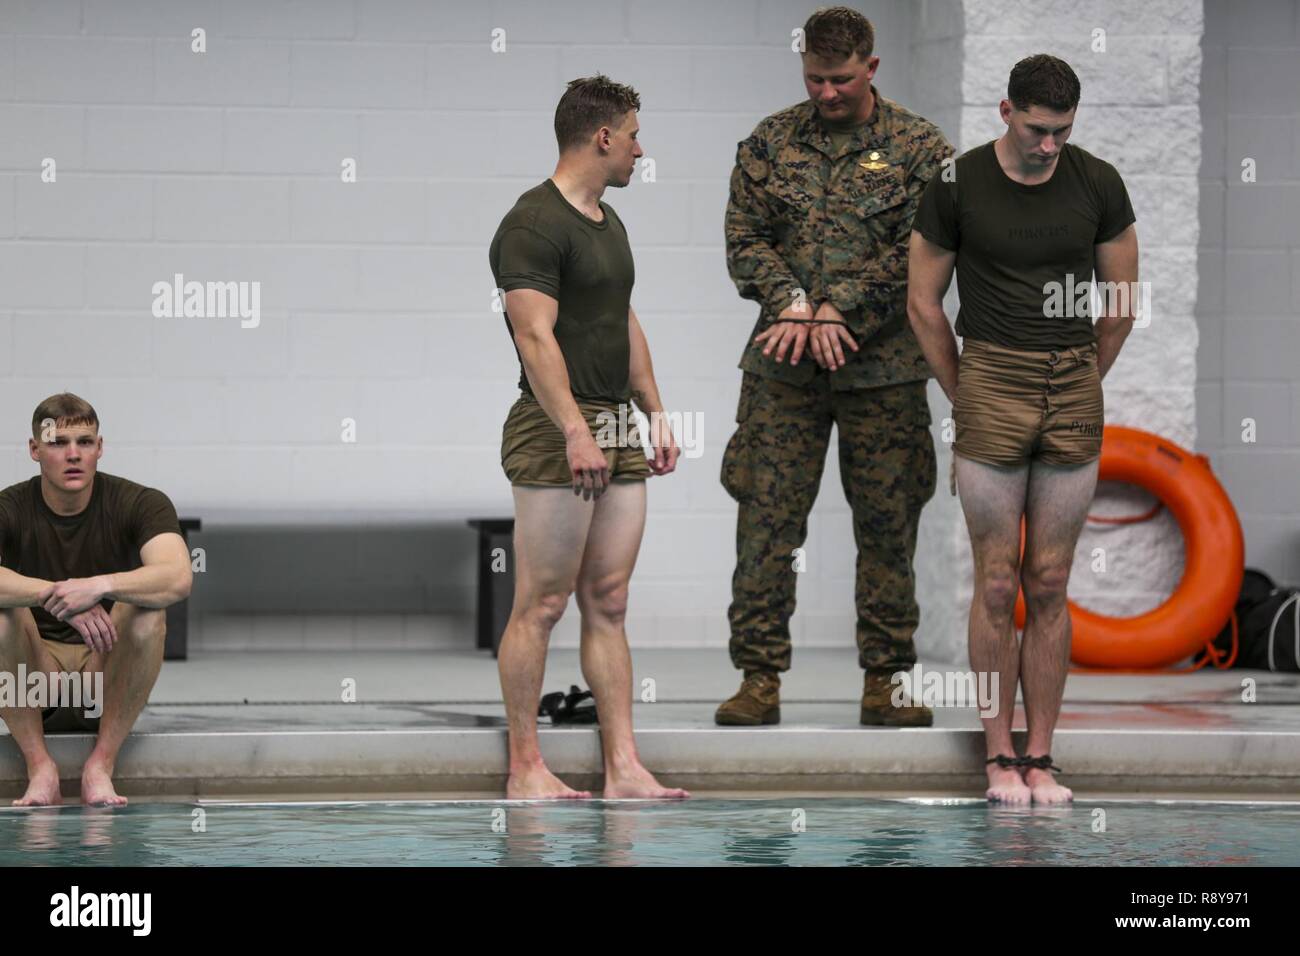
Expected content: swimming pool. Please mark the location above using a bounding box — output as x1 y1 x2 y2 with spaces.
4 797 1299 866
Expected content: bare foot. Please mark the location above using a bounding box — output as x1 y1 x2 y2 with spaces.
13 759 62 807
1023 767 1073 805
81 758 127 808
985 764 1031 805
506 765 591 800
604 764 690 800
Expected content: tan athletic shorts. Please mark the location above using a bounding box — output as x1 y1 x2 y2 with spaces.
953 338 1104 467
501 393 652 486
40 637 101 732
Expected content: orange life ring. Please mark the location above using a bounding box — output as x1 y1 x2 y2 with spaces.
1013 425 1244 669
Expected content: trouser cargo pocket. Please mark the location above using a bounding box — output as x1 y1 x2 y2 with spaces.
721 373 759 502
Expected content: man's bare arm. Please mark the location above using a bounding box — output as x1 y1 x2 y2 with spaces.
628 307 679 476
627 307 664 417
104 532 193 607
504 289 589 439
0 567 57 609
40 531 193 620
1092 224 1139 380
504 288 610 497
906 230 960 402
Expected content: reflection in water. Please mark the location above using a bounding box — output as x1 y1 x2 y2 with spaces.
496 804 556 866
1 799 1298 866
844 825 926 866
80 808 117 850
719 803 798 866
592 802 677 867
10 804 154 866
19 809 62 853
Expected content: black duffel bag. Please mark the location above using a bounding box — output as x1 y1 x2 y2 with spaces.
1197 569 1300 671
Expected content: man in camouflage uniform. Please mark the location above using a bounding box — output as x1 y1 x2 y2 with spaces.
717 7 951 726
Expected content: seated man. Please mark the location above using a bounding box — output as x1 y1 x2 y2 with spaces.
0 393 192 807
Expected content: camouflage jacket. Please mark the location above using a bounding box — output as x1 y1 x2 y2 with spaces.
725 88 952 390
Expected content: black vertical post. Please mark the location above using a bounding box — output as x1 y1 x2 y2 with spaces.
469 519 515 657
164 517 202 661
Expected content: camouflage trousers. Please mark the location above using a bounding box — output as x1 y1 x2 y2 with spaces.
721 370 937 674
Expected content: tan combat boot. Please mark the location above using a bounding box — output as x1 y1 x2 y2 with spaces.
715 671 781 726
860 671 933 727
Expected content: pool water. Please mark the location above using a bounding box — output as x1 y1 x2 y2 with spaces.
4 798 1299 866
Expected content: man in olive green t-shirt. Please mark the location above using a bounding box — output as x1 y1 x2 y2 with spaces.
908 55 1139 806
486 75 687 802
490 180 636 409
0 393 193 808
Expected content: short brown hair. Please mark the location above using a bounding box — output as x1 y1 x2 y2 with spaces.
553 74 641 153
1007 54 1081 113
32 392 98 441
803 6 875 61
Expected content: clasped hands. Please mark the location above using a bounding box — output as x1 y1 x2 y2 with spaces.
753 301 860 371
37 576 119 654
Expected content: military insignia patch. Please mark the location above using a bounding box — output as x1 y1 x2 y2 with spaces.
860 151 889 171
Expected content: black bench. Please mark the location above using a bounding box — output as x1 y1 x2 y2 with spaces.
163 516 515 660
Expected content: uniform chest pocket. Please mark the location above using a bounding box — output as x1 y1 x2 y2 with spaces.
764 170 820 219
845 165 908 220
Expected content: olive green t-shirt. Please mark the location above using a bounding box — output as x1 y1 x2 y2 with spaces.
489 180 636 405
0 472 183 644
913 141 1136 350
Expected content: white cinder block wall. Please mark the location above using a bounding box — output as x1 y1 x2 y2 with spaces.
1197 0 1300 586
0 0 917 654
4 1 1280 659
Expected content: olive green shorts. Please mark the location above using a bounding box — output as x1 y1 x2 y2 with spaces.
501 393 651 486
954 338 1103 467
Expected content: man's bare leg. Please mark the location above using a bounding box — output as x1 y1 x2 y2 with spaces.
956 454 1031 805
0 608 63 806
1019 458 1097 805
575 480 688 800
499 485 595 799
80 602 166 807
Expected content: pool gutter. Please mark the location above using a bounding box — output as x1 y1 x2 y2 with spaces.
4 725 1299 799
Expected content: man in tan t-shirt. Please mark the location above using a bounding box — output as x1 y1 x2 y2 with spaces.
0 392 192 807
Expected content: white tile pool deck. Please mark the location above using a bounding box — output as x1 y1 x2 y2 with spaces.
3 649 1300 801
